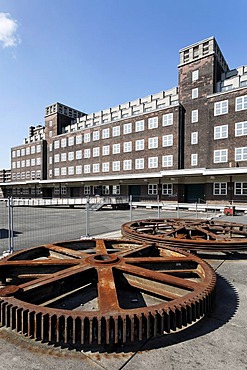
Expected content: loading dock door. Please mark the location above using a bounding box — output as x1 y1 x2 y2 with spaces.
129 185 141 201
185 184 204 203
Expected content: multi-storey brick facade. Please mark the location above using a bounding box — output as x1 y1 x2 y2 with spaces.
1 36 247 203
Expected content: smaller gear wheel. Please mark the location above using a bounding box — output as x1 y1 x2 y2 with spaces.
121 218 247 252
0 238 216 349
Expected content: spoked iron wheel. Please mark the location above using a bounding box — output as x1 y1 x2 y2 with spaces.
0 238 216 349
121 218 247 252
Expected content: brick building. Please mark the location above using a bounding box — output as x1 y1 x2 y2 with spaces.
1 36 247 203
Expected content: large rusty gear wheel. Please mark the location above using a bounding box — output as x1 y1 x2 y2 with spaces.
0 238 216 349
121 218 247 252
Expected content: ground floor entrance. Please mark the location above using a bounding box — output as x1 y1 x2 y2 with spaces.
184 184 205 203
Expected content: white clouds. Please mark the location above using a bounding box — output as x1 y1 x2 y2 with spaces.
0 12 20 48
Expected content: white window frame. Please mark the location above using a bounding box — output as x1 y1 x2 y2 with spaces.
123 159 132 171
93 163 100 173
148 184 157 195
123 141 132 153
61 138 67 148
112 161 120 172
68 137 74 146
191 132 198 144
135 139 145 151
135 158 144 170
75 150 82 160
148 137 158 149
84 164 90 174
235 121 247 136
102 145 110 156
112 126 120 137
102 162 109 172
68 166 74 175
76 165 82 174
191 153 198 166
214 125 228 139
192 88 198 99
235 95 247 111
54 154 60 163
235 182 247 195
135 120 144 132
112 143 121 154
93 147 100 157
93 130 100 141
214 100 228 116
162 183 173 195
214 149 228 163
148 157 158 168
84 132 91 143
235 147 247 161
76 135 82 144
148 117 158 129
102 128 110 139
162 155 173 167
162 134 173 147
192 70 199 81
61 167 67 176
162 113 173 126
68 151 74 161
123 122 132 134
213 182 227 195
191 109 198 123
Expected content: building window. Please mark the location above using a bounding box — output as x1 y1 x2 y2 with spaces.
17 161 20 168
17 149 20 157
84 149 91 158
26 159 30 167
84 164 90 174
213 182 227 195
192 70 199 81
135 158 144 170
214 100 228 116
93 131 100 141
21 148 25 156
61 167 67 176
112 126 120 136
93 163 100 173
54 186 60 195
67 151 74 161
54 154 60 163
68 137 74 146
192 88 198 99
112 185 120 195
112 161 120 171
21 160 25 167
93 147 100 157
123 141 132 152
191 132 198 144
84 185 90 195
75 150 82 160
235 147 247 161
235 182 247 195
191 153 198 166
214 125 228 139
148 137 158 149
49 143 52 151
76 135 82 144
148 117 158 129
162 155 173 167
135 139 145 151
148 157 158 168
163 134 173 147
68 166 74 175
135 120 144 132
102 185 110 195
163 113 173 126
54 140 60 149
112 143 120 154
102 145 110 156
102 162 109 172
36 157 41 165
61 138 67 148
235 95 247 111
235 121 247 136
102 128 110 139
54 168 60 176
12 162 16 169
12 151 16 158
26 147 30 155
61 186 67 195
214 149 228 163
76 165 82 174
123 159 132 170
148 184 157 195
84 132 91 143
191 109 198 123
123 123 132 134
162 184 173 195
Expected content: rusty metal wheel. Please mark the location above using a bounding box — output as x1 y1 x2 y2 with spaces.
0 238 216 349
121 218 247 252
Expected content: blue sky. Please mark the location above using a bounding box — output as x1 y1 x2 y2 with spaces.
1 0 247 169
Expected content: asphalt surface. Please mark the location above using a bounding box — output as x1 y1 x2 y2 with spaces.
0 207 246 369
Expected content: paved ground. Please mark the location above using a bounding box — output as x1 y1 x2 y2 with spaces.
0 208 246 369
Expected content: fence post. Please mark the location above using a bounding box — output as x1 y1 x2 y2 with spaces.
8 197 14 253
129 195 132 221
85 197 90 237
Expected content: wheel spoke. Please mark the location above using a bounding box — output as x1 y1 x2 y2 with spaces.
97 267 119 314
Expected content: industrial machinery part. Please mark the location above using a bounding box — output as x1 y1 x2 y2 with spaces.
121 218 247 252
0 238 216 349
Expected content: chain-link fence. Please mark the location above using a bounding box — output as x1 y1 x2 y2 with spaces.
0 198 222 255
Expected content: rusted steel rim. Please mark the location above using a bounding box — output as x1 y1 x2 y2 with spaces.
0 238 216 349
121 218 247 252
